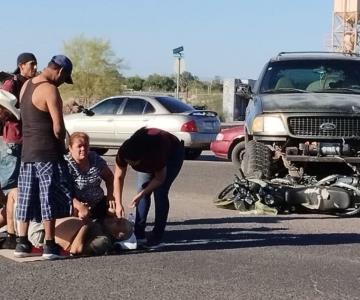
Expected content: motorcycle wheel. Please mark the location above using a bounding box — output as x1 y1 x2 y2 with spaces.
214 184 237 208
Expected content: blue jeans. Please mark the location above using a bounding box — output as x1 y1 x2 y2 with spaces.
135 144 184 242
0 138 21 193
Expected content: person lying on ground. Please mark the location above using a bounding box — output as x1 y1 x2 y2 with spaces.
26 216 133 256
55 216 133 256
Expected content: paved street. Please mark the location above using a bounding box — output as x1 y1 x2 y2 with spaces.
1 151 360 299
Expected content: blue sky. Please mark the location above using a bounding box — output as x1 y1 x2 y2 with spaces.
1 0 333 80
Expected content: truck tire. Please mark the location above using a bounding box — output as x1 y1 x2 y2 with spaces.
241 140 272 179
231 141 245 168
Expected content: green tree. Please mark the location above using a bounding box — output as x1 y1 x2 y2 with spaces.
180 71 198 92
126 76 145 91
62 34 124 105
143 74 176 92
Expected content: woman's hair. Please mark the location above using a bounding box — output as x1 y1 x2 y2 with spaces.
121 127 160 161
69 132 90 147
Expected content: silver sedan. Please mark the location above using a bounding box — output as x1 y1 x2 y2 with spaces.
64 95 221 159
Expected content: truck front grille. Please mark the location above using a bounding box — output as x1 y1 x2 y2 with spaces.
288 117 360 138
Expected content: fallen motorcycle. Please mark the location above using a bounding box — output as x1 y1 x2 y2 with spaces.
214 169 360 217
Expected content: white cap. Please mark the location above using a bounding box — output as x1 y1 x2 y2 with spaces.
0 90 20 120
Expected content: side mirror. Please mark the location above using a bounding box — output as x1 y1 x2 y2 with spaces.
236 84 252 100
79 106 95 116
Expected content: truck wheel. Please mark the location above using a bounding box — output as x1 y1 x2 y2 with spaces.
231 141 245 168
241 140 272 179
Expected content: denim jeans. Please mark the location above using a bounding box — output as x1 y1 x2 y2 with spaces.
134 144 184 242
0 138 21 193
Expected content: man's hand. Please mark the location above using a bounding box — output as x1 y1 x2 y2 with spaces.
107 197 117 216
115 203 125 218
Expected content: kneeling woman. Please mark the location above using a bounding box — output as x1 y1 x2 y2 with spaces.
114 127 184 249
65 132 116 220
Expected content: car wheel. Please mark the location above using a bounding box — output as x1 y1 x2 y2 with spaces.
91 148 108 156
230 141 245 168
185 148 202 160
241 140 272 179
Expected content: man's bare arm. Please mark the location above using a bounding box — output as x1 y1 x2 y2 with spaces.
46 86 66 141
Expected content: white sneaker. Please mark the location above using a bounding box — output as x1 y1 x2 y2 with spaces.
114 233 137 250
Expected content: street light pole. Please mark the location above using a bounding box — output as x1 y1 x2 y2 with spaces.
176 55 181 98
173 46 184 99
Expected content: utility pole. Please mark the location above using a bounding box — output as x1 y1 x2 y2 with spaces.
332 0 360 53
173 46 184 99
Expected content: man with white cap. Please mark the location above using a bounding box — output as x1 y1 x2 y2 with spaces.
0 90 22 249
14 55 74 260
0 53 37 249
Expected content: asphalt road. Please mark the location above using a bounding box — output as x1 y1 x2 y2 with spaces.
1 151 360 300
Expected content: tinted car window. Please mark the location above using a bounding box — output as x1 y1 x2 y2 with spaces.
260 59 360 92
91 98 124 115
144 102 155 114
154 96 194 113
122 98 147 115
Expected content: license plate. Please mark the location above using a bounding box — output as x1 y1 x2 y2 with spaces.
204 122 214 130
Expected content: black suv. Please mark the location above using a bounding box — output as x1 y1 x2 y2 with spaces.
242 52 360 179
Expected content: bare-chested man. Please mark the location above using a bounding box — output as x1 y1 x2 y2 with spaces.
14 55 74 260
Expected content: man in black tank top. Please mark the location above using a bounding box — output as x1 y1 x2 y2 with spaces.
14 55 74 260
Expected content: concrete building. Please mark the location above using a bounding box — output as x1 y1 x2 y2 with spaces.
222 78 256 122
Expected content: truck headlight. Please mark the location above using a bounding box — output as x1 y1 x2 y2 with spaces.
252 116 286 134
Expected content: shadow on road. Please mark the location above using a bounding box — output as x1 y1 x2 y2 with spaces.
165 215 338 226
155 216 360 252
162 229 360 251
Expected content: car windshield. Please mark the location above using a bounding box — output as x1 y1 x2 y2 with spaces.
154 96 194 113
260 59 360 94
